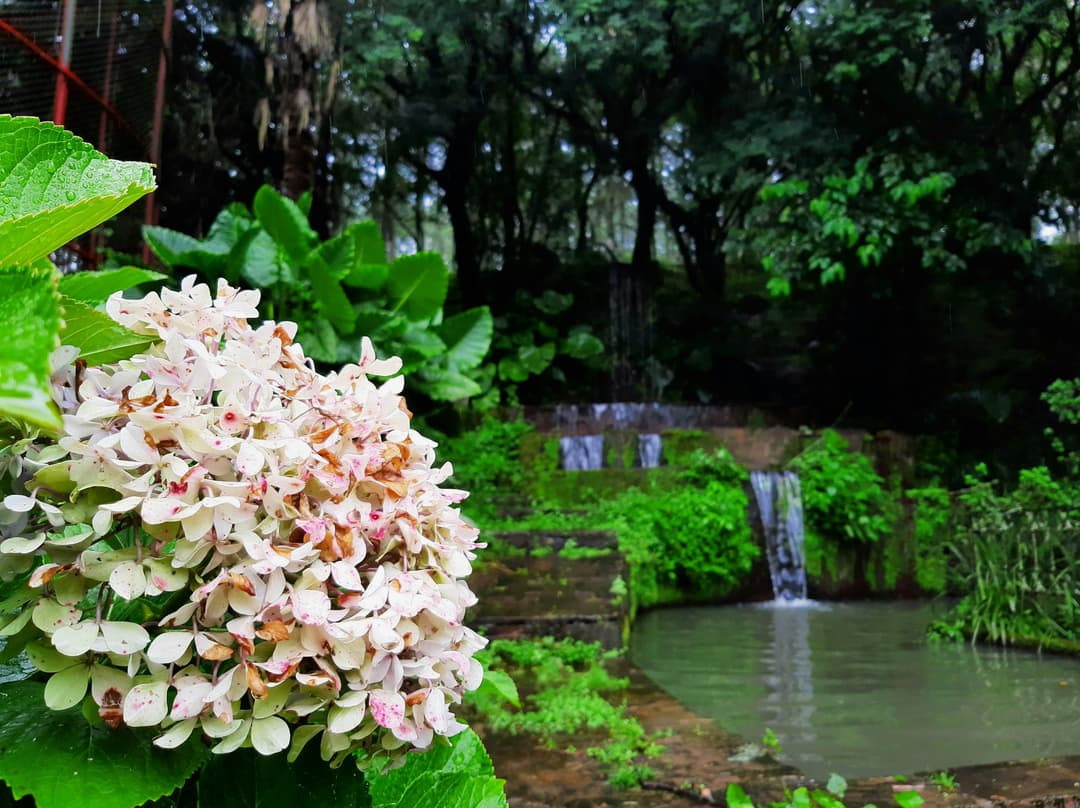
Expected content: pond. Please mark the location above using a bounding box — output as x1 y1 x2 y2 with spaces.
631 601 1080 781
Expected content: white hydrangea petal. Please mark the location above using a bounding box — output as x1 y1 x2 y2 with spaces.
251 715 290 756
123 680 169 727
109 561 147 601
51 622 99 656
0 534 45 554
369 689 405 729
100 621 150 655
154 718 197 749
147 631 194 665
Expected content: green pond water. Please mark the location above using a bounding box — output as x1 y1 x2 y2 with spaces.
631 601 1080 780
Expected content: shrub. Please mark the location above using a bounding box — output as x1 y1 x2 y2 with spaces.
789 430 894 544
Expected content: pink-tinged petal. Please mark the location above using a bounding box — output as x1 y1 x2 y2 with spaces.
424 687 450 733
291 590 331 626
142 496 199 525
369 689 405 729
171 680 213 720
123 681 169 727
330 561 364 591
235 442 266 477
147 632 194 665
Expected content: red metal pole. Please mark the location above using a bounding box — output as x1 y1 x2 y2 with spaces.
142 0 175 262
52 0 77 125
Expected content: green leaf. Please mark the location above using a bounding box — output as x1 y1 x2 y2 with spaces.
0 680 208 808
518 342 555 375
436 307 493 372
304 237 357 335
198 744 371 808
238 230 286 288
0 264 62 432
497 356 528 383
0 116 155 265
725 784 755 808
143 226 229 273
60 297 155 366
387 253 449 321
253 185 316 264
812 789 847 808
349 221 387 266
414 371 482 402
343 221 390 289
58 267 165 304
534 290 573 315
367 729 506 808
894 791 924 808
473 669 519 708
562 329 603 360
296 318 339 364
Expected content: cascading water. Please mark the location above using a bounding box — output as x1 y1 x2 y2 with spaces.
637 433 662 468
750 471 808 602
559 435 605 471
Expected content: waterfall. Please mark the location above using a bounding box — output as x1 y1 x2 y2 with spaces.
560 435 605 471
750 471 808 602
637 433 662 468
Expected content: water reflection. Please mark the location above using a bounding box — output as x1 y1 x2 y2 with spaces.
631 602 1080 780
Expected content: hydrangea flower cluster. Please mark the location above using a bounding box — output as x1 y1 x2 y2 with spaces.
0 276 486 764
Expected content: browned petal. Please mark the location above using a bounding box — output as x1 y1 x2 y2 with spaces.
308 425 338 444
245 663 269 699
404 690 426 706
379 476 410 499
273 324 294 347
398 397 413 420
199 642 235 661
227 572 256 595
265 659 300 684
233 634 255 656
32 563 72 587
255 619 292 642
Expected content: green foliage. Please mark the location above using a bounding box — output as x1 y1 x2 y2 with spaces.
790 431 894 545
143 188 492 401
0 681 209 808
929 464 1080 645
599 449 758 611
0 118 156 434
761 727 781 755
366 730 507 808
907 485 951 593
437 417 533 520
470 638 664 788
198 745 371 808
0 116 155 265
927 770 957 793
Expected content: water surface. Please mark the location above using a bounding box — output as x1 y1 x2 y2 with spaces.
631 601 1080 780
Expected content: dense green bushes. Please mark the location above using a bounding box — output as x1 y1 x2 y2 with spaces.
790 430 895 545
599 449 759 611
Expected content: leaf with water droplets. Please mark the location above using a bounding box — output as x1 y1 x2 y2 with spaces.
0 116 155 265
0 680 209 808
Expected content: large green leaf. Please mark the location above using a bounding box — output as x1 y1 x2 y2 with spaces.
60 297 156 366
198 744 371 808
518 342 556 375
253 185 316 264
0 265 61 432
238 230 287 288
143 226 230 273
343 222 389 290
0 680 209 808
58 267 165 304
561 328 604 359
413 371 483 402
386 253 449 322
367 730 507 808
436 307 493 372
0 116 155 265
304 236 357 335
